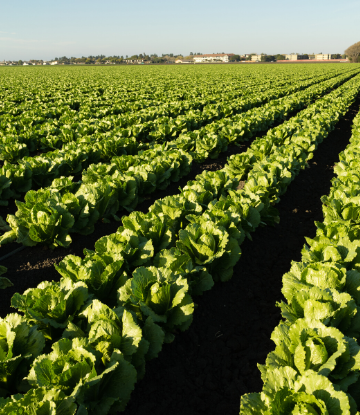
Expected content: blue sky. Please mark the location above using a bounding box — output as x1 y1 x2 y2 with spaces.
1 0 359 60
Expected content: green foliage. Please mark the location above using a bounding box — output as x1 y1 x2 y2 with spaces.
241 98 360 413
2 64 360 414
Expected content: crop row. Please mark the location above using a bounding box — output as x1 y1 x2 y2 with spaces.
0 69 358 216
240 105 360 414
0 67 321 135
0 65 344 121
1 66 353 161
1 72 359 250
0 72 359 414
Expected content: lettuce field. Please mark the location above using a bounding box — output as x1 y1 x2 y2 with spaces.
1 63 360 414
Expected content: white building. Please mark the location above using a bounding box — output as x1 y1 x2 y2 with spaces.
285 54 307 60
251 55 262 62
193 54 234 63
175 59 193 64
126 59 144 64
315 54 331 60
50 61 58 65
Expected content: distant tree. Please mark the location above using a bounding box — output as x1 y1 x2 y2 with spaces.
18 60 23 65
229 54 240 62
345 42 360 62
331 54 341 59
261 55 275 62
151 57 166 63
190 52 193 55
275 54 285 60
54 57 58 61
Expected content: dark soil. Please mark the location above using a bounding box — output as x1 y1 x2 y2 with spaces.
0 95 359 414
119 97 360 415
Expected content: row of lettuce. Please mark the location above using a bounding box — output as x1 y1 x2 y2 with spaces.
1 69 355 209
1 73 359 254
0 64 343 122
239 103 360 413
2 69 356 211
0 67 316 153
1 67 351 161
0 72 359 414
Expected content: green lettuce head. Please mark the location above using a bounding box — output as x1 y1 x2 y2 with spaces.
260 319 360 392
11 278 89 341
240 368 356 415
89 228 154 270
55 254 128 306
25 337 137 414
0 313 45 396
154 247 214 296
118 266 194 343
0 387 77 415
73 300 147 375
120 211 174 254
278 285 360 339
176 221 241 282
301 235 360 270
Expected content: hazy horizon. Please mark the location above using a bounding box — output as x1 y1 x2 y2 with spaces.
1 0 359 61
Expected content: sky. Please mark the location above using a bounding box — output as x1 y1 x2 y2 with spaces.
1 0 359 61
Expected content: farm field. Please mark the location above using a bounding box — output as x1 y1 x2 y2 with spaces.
1 63 360 414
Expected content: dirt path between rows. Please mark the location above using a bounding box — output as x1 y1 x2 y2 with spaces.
120 97 360 415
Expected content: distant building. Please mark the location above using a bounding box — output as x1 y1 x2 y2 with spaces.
126 59 144 64
285 54 307 60
315 54 332 60
251 55 262 62
43 62 50 65
175 59 193 63
193 54 234 63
